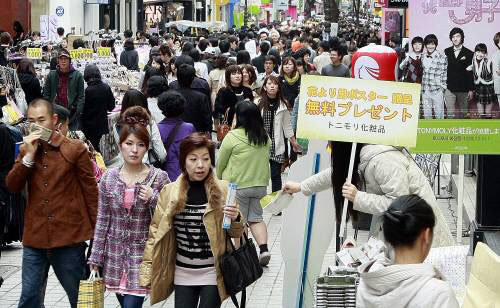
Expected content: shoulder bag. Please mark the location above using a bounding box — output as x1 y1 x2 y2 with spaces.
220 231 263 308
148 124 163 168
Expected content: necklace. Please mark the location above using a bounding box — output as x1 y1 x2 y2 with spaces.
121 164 146 186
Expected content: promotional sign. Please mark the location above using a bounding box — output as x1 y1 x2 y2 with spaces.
296 75 421 148
409 1 500 54
330 23 339 37
97 47 111 57
27 48 42 60
352 45 399 81
70 49 94 60
412 120 500 154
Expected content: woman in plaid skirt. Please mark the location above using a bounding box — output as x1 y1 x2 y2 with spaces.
468 43 496 118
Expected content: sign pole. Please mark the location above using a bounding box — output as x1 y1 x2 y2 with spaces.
457 154 464 243
339 142 357 244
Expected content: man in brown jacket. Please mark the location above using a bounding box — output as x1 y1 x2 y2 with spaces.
6 98 98 308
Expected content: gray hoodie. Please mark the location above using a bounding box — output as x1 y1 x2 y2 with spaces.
356 258 459 308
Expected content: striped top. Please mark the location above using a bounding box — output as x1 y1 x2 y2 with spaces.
173 180 217 286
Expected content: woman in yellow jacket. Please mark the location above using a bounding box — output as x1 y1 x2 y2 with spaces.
139 132 244 308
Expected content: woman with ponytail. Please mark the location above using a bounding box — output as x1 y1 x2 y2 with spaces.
88 106 170 308
356 195 459 308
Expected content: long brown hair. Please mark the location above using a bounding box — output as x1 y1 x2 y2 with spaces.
17 58 36 76
258 75 290 112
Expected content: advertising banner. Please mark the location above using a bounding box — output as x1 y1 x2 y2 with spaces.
412 120 500 154
409 1 500 54
296 75 421 148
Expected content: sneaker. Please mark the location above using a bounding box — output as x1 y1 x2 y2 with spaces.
259 251 271 266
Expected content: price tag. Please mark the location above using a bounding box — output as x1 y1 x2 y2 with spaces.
97 47 111 57
70 49 94 60
27 48 42 59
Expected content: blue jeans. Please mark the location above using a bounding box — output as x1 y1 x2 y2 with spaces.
18 244 86 308
116 294 145 308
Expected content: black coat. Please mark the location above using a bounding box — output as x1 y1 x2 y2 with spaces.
176 87 213 133
169 77 211 102
0 46 8 67
18 73 42 104
252 54 267 74
81 80 116 136
214 86 254 125
445 46 474 92
119 49 139 71
280 75 301 107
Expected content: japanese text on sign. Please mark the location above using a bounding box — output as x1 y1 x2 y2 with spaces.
27 48 42 60
421 0 500 24
97 47 111 57
70 49 93 60
296 75 421 148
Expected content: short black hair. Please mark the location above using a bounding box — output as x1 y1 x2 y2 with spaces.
259 40 270 55
29 98 54 116
449 27 465 43
157 90 185 118
264 55 276 65
475 43 488 53
177 64 196 88
219 40 230 53
57 27 64 36
123 29 133 39
383 195 435 248
53 104 70 125
424 34 438 46
236 50 251 65
411 36 424 46
188 48 201 62
198 38 209 52
319 40 330 52
174 55 194 69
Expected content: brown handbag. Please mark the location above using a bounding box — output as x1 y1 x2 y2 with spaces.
216 109 236 142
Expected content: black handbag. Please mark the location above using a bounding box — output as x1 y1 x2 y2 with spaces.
220 230 263 308
148 148 162 168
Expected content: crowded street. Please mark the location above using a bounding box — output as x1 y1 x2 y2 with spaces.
1 0 500 307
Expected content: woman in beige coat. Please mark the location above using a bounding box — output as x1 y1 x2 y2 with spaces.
139 133 244 307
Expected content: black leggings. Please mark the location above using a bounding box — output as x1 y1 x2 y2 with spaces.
270 160 283 192
174 285 221 308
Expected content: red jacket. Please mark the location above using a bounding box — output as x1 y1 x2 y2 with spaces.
6 132 98 249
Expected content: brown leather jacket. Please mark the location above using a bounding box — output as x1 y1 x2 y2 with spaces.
6 132 98 249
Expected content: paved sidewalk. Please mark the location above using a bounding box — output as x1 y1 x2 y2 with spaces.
0 154 470 307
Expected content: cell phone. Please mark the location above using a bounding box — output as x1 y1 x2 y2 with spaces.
30 123 52 142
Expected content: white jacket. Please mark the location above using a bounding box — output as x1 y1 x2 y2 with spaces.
260 100 294 157
356 258 459 308
493 49 500 94
300 145 454 247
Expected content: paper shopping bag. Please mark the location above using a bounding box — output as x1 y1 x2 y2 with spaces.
77 270 104 308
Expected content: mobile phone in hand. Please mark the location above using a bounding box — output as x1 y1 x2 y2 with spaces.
30 123 52 142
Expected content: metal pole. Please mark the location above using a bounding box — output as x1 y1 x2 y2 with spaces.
244 0 248 28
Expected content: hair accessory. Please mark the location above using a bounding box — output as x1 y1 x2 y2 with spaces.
124 116 148 127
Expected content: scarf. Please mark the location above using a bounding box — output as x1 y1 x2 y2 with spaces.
284 72 300 85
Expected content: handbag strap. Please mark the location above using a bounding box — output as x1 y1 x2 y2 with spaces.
164 121 182 152
145 168 159 218
230 288 246 308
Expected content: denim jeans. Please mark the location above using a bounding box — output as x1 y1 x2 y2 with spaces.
174 285 221 308
18 243 86 308
116 293 145 308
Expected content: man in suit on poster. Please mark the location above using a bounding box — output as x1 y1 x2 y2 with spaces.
444 27 475 119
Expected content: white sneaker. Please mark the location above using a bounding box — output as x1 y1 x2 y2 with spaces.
259 251 271 266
